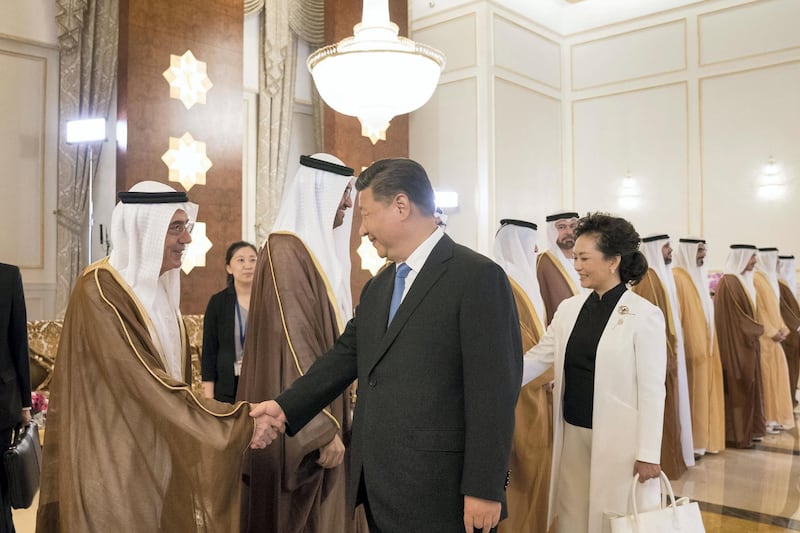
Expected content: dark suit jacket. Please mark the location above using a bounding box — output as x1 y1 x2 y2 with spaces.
201 285 238 403
0 263 31 430
277 235 522 532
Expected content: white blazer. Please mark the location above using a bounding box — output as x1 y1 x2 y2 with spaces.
523 289 667 533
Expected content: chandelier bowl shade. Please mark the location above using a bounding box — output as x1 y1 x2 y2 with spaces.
308 0 445 144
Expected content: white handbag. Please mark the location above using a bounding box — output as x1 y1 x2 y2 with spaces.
606 472 705 533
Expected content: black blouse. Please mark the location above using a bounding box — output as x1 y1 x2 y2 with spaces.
562 282 627 428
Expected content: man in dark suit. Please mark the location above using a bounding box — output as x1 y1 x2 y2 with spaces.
251 159 522 532
0 263 32 532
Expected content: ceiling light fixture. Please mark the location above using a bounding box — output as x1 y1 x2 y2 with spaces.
307 0 445 144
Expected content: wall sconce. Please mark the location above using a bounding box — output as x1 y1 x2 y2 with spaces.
357 235 387 276
162 50 213 109
757 156 785 201
617 171 640 210
161 132 212 191
307 0 445 144
65 117 107 263
181 221 212 274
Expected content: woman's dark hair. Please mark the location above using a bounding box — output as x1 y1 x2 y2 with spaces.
355 158 436 216
225 241 257 285
575 212 648 285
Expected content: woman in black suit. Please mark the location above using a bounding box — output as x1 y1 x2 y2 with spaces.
201 241 257 403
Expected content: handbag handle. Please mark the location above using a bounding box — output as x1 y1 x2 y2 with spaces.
629 472 678 524
10 422 34 447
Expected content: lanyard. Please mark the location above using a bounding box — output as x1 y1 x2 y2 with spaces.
234 290 246 349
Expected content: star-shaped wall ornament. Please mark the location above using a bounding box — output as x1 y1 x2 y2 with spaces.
161 132 212 191
162 50 213 109
357 235 387 276
181 222 212 274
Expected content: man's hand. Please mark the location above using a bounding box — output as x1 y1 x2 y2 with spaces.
772 331 787 342
463 495 500 533
249 400 287 449
21 409 31 424
317 433 345 469
634 460 660 482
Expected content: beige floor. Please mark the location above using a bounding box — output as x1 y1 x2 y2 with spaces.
12 411 800 532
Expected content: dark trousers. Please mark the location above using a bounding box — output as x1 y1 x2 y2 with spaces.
0 427 15 533
357 473 496 533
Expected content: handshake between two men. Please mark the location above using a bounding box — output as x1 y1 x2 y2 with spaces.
248 400 288 449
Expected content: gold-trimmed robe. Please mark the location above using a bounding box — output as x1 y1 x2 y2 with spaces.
753 272 795 429
778 280 800 406
714 274 766 448
36 261 253 532
536 251 578 326
498 279 553 533
673 267 725 453
237 233 364 533
633 269 685 479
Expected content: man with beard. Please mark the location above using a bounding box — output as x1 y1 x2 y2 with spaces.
673 238 725 455
537 211 581 325
237 154 367 533
633 234 694 479
715 245 766 448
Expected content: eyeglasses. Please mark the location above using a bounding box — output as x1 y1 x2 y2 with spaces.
167 219 194 235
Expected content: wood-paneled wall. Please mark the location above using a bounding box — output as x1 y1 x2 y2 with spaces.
323 0 410 303
117 0 243 314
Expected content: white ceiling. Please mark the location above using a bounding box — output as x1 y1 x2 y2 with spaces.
410 0 705 35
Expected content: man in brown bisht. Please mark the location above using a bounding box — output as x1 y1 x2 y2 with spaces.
36 182 276 532
753 247 795 432
237 154 366 533
673 238 725 456
778 254 800 406
537 211 581 325
493 219 553 533
715 244 766 448
633 234 690 479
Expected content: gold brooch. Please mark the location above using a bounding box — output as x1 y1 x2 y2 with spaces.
618 305 631 315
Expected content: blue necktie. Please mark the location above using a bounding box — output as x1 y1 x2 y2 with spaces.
388 263 411 326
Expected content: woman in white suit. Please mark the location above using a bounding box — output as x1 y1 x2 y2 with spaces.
523 212 667 533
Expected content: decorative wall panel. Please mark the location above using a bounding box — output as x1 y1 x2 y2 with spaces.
494 15 560 89
699 0 800 66
0 50 46 268
573 83 688 239
410 78 479 250
494 78 562 226
700 61 800 268
572 20 686 90
413 13 477 73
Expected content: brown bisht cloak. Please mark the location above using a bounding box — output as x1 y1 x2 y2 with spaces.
778 280 800 406
673 267 725 453
713 274 765 448
498 279 553 533
36 261 254 532
237 233 363 533
632 269 686 479
753 273 795 428
536 250 579 326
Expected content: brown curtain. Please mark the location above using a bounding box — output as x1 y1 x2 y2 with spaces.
250 0 325 244
54 0 118 316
